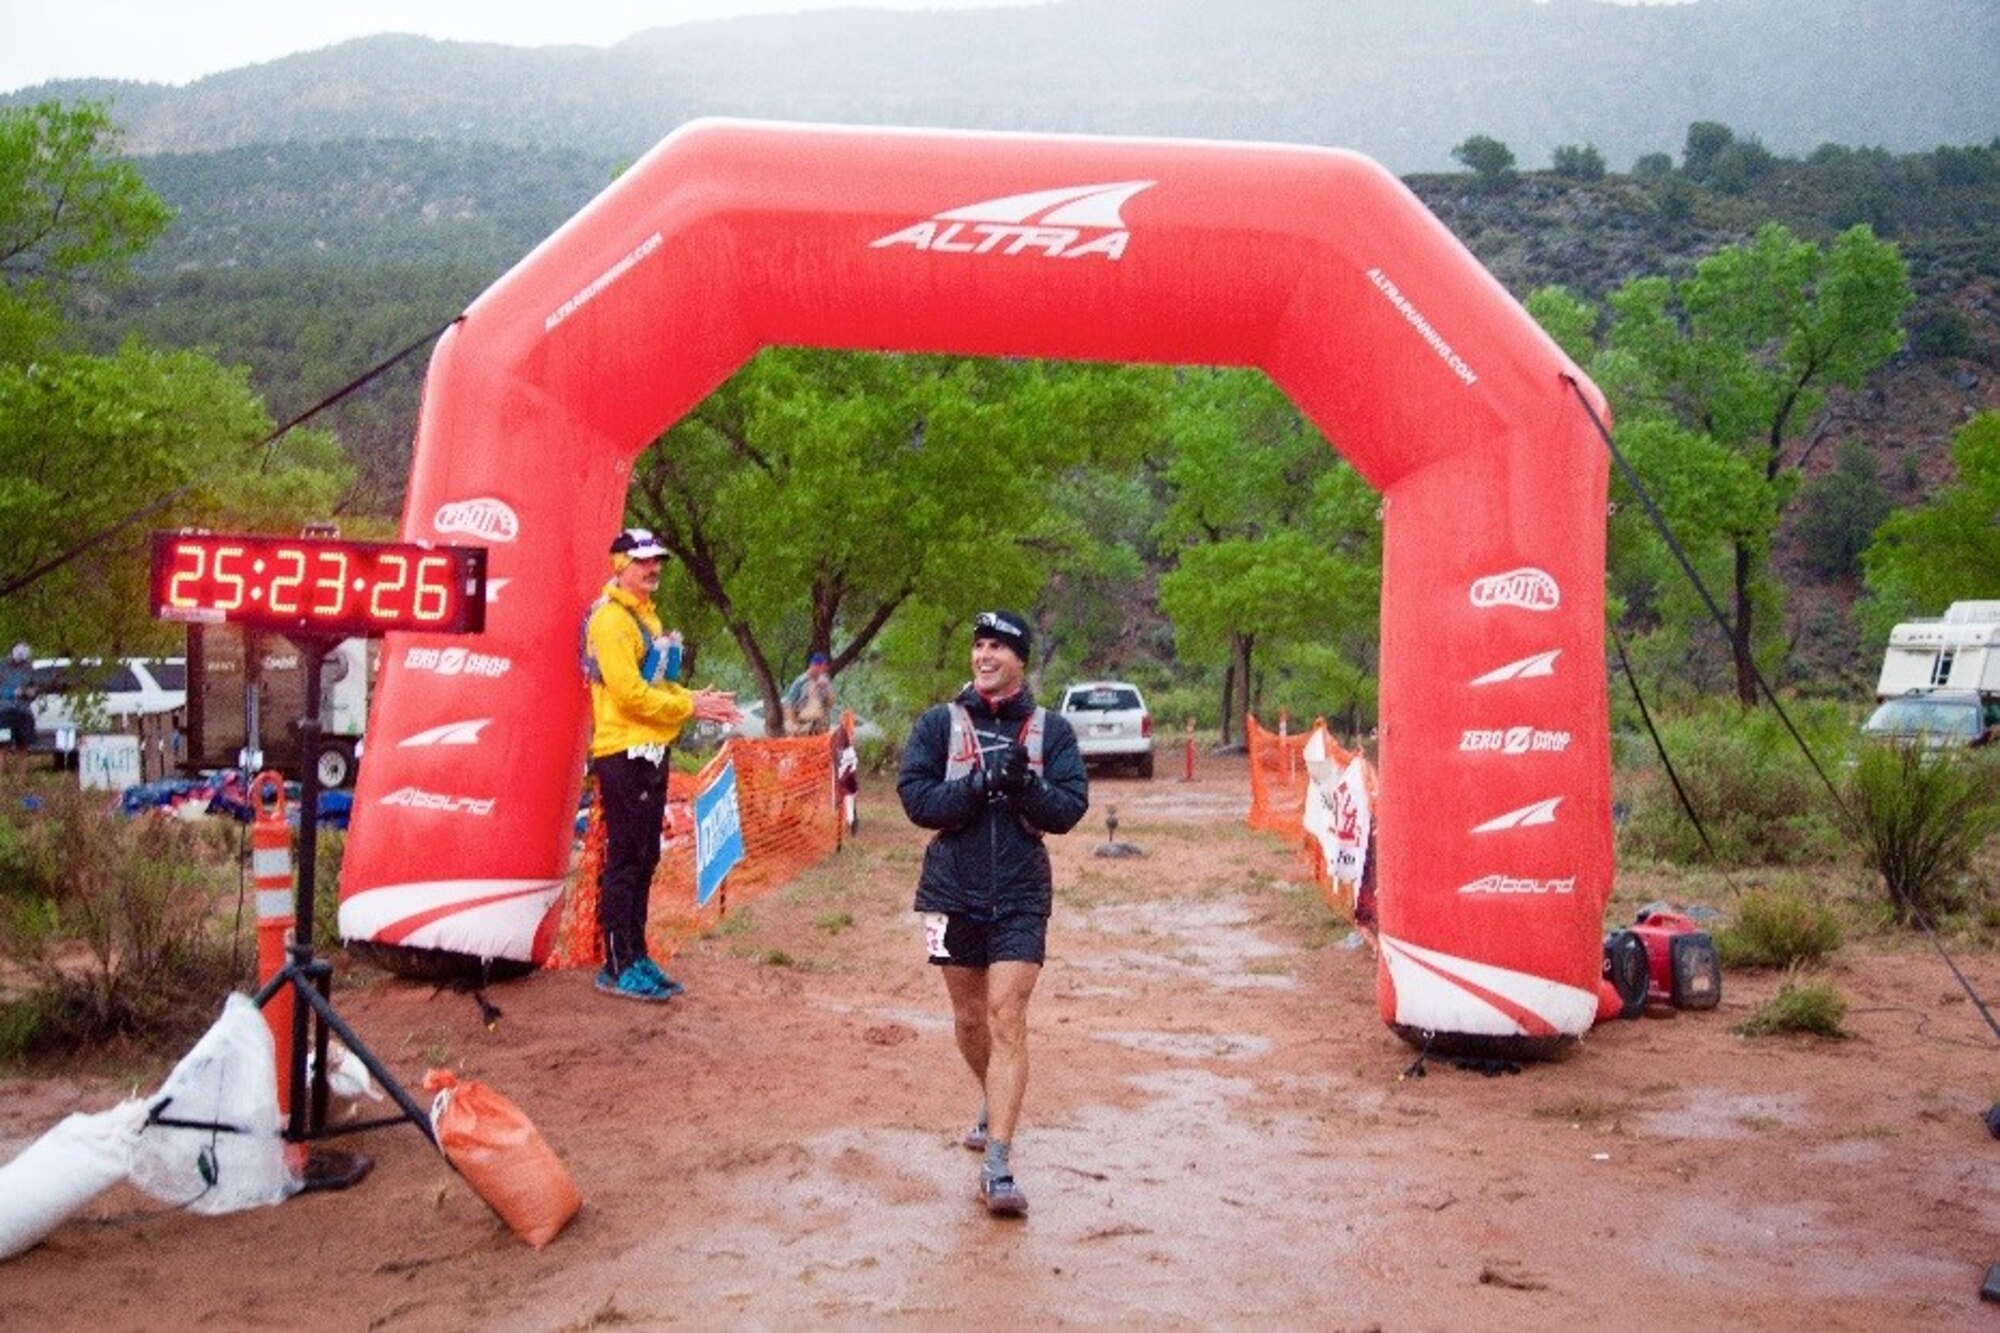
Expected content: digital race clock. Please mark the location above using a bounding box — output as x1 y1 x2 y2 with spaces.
150 531 488 637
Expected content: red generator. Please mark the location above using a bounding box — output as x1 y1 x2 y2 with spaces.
1629 910 1722 1010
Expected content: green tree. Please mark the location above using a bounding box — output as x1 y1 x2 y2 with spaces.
1594 223 1911 704
1681 121 1737 183
1152 370 1379 744
1631 152 1674 182
624 349 1166 724
0 101 172 364
1794 438 1888 578
1550 144 1606 182
1451 134 1517 190
0 344 351 652
1604 418 1775 698
1525 285 1599 364
0 101 352 653
1859 412 2000 637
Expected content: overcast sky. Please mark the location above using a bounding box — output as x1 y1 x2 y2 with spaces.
1 0 1699 95
0 0 1055 94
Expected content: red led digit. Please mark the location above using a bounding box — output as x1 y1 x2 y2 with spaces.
311 549 350 616
212 545 248 610
166 541 207 607
413 555 452 622
269 545 306 615
370 553 409 620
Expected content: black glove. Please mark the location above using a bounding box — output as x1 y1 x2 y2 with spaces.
966 759 988 800
994 740 1033 795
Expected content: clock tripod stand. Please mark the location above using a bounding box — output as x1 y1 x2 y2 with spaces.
250 631 434 1188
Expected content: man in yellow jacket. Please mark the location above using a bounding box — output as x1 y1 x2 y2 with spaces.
586 528 738 1002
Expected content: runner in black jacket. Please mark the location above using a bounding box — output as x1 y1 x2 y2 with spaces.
897 610 1088 1216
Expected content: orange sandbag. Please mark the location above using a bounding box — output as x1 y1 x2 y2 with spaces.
423 1069 581 1248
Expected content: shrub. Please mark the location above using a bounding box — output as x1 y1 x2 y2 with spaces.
0 778 239 1058
1846 742 2000 925
1732 969 1847 1037
1793 439 1889 578
1907 305 1973 360
1714 885 1844 968
1617 701 1848 866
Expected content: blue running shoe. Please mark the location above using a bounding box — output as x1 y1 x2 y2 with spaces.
632 957 685 998
595 962 671 1002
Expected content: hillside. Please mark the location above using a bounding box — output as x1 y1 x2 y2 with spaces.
9 0 1998 176
17 0 2000 691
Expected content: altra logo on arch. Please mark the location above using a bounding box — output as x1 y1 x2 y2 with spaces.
870 181 1155 261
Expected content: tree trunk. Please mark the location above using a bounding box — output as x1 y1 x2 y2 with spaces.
1731 539 1757 707
1234 632 1256 731
1218 663 1237 748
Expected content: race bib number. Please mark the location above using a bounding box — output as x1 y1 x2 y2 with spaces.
922 912 951 961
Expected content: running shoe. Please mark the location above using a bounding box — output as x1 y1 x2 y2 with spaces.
980 1172 1028 1216
962 1122 988 1151
595 962 671 1002
632 957 686 998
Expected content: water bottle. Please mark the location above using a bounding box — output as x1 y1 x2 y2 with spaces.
663 630 683 682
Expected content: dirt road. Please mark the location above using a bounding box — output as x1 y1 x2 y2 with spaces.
5 753 2000 1329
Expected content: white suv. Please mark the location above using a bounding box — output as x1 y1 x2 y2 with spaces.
1058 680 1153 778
28 657 187 750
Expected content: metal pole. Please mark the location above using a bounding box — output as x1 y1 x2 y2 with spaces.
284 636 328 1142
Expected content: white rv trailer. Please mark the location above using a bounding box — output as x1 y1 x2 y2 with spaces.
1875 601 2000 700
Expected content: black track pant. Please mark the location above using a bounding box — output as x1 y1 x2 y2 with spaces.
591 750 667 975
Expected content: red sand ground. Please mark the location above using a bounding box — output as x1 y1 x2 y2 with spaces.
5 752 2000 1330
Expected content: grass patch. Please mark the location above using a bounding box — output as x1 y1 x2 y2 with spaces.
1732 969 1847 1037
1530 1094 1624 1127
713 910 757 937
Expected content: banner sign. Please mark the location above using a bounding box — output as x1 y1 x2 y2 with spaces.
694 760 746 907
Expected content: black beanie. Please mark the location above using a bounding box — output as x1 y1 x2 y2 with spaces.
972 609 1032 663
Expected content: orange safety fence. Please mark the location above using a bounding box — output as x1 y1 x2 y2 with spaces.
1244 713 1321 837
546 729 848 970
1245 714 1380 924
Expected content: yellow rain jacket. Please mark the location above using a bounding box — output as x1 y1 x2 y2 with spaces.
585 583 695 758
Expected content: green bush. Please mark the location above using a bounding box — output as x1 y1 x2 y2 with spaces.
1846 742 2000 925
1617 701 1848 866
1733 970 1847 1037
1714 886 1844 968
0 778 240 1059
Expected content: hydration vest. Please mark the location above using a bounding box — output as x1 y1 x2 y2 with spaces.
580 595 676 686
942 702 1046 782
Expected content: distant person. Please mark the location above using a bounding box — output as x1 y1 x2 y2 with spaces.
0 642 36 755
583 529 738 1002
897 609 1088 1216
783 652 836 736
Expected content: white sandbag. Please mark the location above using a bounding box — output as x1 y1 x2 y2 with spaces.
127 992 300 1214
0 1099 146 1261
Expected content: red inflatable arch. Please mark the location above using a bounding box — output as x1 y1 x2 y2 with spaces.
339 119 1614 1054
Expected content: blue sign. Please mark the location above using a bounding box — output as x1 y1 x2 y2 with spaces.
694 761 746 907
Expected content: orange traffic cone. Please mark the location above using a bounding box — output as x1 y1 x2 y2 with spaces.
248 771 296 1115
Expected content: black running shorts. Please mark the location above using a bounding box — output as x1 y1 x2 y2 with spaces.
921 909 1047 967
